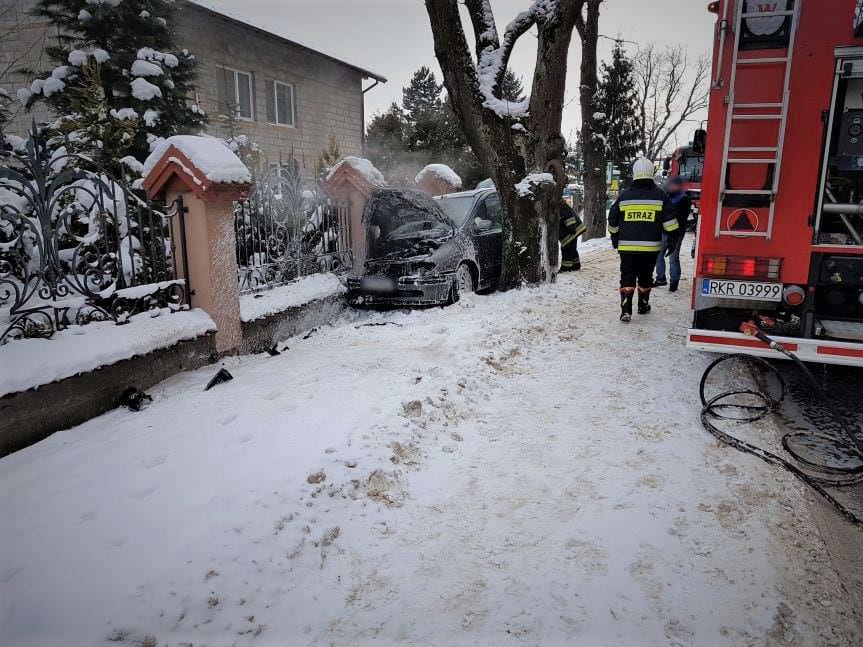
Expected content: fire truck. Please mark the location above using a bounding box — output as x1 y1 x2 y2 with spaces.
687 0 863 367
666 132 706 206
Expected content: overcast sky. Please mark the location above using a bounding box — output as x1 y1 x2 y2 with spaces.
203 0 716 146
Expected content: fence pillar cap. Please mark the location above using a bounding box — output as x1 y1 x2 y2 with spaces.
142 135 252 203
415 163 462 197
324 156 386 201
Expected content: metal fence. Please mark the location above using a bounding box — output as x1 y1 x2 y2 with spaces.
235 160 352 294
0 135 186 345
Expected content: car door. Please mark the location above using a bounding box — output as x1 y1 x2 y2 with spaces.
470 192 503 288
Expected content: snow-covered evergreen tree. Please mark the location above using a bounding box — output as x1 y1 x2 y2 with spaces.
596 41 642 182
499 71 525 103
21 0 204 178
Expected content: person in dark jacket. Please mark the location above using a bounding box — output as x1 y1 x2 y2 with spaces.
654 175 691 292
608 158 680 322
545 134 586 271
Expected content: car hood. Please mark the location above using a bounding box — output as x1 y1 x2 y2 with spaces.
364 189 455 260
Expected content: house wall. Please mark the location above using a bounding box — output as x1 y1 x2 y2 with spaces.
174 3 366 174
0 0 53 137
1 0 369 171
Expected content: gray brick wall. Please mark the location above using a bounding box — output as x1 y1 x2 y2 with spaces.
1 0 369 171
176 3 367 174
1 0 53 137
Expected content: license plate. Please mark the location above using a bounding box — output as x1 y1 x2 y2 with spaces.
700 278 782 301
362 276 396 293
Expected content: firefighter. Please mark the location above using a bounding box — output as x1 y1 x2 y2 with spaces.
559 198 586 271
544 134 585 271
608 157 680 322
654 175 690 292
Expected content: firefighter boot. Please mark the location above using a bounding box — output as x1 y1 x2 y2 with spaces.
638 288 652 315
620 288 635 323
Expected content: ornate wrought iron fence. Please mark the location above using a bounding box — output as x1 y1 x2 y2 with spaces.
235 160 352 293
0 135 186 345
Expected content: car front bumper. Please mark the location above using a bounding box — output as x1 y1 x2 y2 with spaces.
346 274 454 306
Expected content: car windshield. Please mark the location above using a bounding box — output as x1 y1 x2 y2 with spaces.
677 155 704 182
435 195 478 228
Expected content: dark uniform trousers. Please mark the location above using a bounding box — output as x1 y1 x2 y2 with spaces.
619 252 659 290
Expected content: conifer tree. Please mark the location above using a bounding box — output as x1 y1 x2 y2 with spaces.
499 71 525 103
315 134 342 177
596 41 642 182
22 0 204 177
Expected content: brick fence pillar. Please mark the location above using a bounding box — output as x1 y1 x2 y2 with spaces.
142 137 251 355
325 158 385 270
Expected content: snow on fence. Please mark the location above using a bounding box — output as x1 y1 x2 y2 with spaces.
0 134 187 346
234 161 353 294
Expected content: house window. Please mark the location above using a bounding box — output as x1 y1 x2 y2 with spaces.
217 66 254 121
267 81 295 127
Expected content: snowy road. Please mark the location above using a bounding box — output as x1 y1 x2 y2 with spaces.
1 240 860 646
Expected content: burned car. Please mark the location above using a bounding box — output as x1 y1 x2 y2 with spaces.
346 187 503 306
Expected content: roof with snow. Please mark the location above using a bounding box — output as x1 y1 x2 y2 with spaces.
183 0 387 83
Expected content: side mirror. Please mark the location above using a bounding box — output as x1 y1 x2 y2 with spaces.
693 129 707 155
474 217 492 232
662 157 671 171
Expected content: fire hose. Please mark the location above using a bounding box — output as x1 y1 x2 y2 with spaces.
699 321 863 528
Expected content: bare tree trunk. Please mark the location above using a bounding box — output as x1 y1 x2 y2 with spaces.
576 0 607 241
425 0 584 288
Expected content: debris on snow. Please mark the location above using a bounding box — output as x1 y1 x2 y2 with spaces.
307 469 327 484
204 368 234 392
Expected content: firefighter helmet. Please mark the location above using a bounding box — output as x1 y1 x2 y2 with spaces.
633 157 655 181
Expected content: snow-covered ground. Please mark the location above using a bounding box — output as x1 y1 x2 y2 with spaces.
1 241 859 646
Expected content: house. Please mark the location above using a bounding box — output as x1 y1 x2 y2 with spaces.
0 0 386 172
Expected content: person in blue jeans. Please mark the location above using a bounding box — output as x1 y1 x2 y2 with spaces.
654 176 691 292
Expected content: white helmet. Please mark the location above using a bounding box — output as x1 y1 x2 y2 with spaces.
632 157 655 181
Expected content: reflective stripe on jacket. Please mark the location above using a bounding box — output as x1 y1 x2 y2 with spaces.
608 181 678 253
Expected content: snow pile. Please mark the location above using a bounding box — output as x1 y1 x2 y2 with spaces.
326 156 386 187
142 135 252 185
240 273 346 322
131 59 163 77
0 309 215 397
110 107 138 120
514 172 555 197
415 163 462 189
131 77 162 101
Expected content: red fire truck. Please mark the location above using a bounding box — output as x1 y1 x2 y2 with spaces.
667 134 706 205
688 0 863 367
663 135 706 234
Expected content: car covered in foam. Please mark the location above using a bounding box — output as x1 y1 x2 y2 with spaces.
346 187 503 306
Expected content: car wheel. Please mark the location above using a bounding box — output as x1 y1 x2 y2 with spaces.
456 263 475 294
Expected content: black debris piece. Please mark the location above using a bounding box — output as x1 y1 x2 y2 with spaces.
302 328 318 340
119 387 153 411
267 345 281 356
204 368 234 391
356 322 404 329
